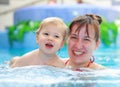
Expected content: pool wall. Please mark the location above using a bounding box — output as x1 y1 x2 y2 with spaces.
0 30 38 49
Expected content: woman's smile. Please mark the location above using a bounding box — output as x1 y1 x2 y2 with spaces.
73 51 83 56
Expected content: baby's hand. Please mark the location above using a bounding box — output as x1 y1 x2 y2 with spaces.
9 56 20 67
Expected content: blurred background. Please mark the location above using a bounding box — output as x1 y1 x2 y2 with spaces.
0 0 120 49
0 0 120 31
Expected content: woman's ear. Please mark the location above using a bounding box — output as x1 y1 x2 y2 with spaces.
95 40 100 50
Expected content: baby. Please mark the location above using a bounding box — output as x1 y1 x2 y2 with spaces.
10 17 68 68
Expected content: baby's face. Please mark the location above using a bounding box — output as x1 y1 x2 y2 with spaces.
36 24 65 54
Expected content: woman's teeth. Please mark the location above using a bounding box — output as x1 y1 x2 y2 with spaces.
74 51 83 55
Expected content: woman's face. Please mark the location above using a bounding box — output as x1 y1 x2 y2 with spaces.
68 24 100 64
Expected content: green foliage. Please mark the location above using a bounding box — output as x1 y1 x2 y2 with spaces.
8 21 40 46
8 19 118 47
100 18 118 46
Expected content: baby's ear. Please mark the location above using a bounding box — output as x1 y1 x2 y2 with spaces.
60 41 64 48
66 37 69 44
61 37 69 48
36 35 39 44
65 37 70 44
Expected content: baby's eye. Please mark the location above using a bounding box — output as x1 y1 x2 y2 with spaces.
54 35 59 38
43 33 49 36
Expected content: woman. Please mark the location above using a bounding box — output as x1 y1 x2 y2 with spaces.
64 14 105 71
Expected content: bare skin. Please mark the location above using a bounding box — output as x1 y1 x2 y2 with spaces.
11 49 65 68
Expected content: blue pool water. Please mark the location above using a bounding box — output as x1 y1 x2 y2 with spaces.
0 46 120 68
0 46 120 87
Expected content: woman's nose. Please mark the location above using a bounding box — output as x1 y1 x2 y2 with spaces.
74 39 83 48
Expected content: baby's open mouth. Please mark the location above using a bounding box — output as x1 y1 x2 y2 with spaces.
45 43 53 48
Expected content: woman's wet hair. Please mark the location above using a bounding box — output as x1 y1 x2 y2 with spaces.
69 14 102 42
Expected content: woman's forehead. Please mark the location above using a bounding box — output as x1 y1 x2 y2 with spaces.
71 24 95 37
71 24 95 32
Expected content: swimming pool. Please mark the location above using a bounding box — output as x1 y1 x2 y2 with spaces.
0 46 120 87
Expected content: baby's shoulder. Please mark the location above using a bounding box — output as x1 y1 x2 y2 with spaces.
10 49 39 68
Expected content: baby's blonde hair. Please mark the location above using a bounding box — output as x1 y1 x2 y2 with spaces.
36 17 68 41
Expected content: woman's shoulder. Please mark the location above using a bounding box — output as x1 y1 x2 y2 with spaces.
92 62 106 70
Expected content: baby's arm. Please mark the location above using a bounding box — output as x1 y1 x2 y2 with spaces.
10 56 20 68
10 56 29 68
10 56 19 65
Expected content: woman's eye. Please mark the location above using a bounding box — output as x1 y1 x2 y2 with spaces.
70 36 77 39
84 38 91 41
